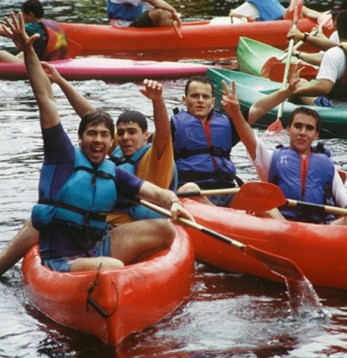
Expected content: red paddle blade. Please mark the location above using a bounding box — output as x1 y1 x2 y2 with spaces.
244 244 305 280
230 181 286 211
261 56 280 78
266 118 284 132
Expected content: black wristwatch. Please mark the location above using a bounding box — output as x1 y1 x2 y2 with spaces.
303 32 310 42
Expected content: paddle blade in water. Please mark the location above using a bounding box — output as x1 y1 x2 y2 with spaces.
244 244 304 280
230 181 286 211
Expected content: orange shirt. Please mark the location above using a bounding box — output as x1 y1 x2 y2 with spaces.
107 133 174 226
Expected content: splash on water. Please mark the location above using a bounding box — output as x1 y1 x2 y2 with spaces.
284 276 329 320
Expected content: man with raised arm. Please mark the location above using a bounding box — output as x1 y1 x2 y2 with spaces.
221 80 347 225
1 11 192 273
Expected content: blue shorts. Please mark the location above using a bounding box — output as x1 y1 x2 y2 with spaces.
43 234 112 273
208 193 235 207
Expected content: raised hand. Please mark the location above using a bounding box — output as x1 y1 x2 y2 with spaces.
1 12 39 52
140 79 163 101
221 80 241 116
41 62 64 84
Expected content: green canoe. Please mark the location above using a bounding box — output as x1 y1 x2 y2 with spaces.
236 36 318 82
207 67 347 139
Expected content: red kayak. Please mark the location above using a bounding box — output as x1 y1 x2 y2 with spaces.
60 18 327 61
182 199 347 291
22 225 194 346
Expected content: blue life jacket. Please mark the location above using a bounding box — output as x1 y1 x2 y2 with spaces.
111 144 178 220
248 0 285 21
172 109 236 188
269 146 335 223
32 148 117 238
107 0 143 21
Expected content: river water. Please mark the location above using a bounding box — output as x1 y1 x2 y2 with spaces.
1 1 347 357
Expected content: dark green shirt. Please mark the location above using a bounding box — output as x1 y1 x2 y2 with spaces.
25 22 48 59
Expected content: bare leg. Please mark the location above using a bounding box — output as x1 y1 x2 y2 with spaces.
178 182 214 206
331 216 347 226
148 9 174 27
0 50 23 63
0 220 39 276
109 218 175 264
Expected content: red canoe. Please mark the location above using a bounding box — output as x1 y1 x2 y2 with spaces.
22 225 194 346
182 199 347 291
60 18 326 61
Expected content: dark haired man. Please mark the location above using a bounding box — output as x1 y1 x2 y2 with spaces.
221 80 347 224
1 11 193 273
290 9 347 108
0 0 68 63
288 0 347 66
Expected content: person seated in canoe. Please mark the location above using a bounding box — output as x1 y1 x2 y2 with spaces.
40 65 177 227
173 75 263 207
0 0 69 63
288 9 347 108
1 11 194 273
288 0 347 66
0 68 178 275
228 0 322 23
107 0 181 29
220 79 347 225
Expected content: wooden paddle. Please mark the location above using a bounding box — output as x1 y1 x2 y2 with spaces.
177 182 285 211
262 14 331 79
266 2 300 132
230 181 347 217
137 198 305 280
173 21 183 39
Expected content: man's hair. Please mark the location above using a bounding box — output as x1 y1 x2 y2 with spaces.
116 110 148 132
21 0 44 18
336 9 347 39
184 76 214 96
78 109 115 139
288 106 321 132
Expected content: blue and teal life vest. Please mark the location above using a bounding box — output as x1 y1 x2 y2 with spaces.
111 144 177 220
32 148 117 238
269 146 335 223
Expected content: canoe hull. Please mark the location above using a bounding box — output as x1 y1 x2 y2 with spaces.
207 67 347 139
22 225 194 346
0 58 207 81
60 19 321 61
182 199 347 290
237 36 318 82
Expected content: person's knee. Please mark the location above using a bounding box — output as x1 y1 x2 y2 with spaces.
149 8 172 26
155 219 175 248
178 182 200 193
